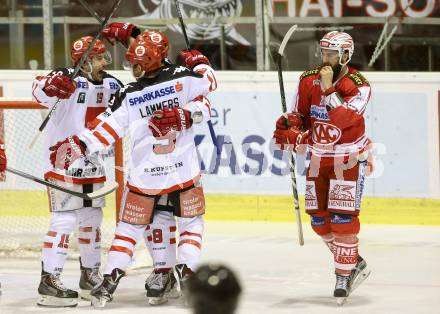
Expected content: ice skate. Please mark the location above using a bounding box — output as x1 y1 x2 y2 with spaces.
349 255 371 293
145 269 176 305
334 274 350 306
90 268 125 308
36 270 78 307
174 263 194 296
79 258 103 300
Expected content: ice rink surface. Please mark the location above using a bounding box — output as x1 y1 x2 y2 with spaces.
1 221 439 314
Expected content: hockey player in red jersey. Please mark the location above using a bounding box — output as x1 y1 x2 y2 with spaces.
273 31 372 305
32 36 123 307
50 31 217 307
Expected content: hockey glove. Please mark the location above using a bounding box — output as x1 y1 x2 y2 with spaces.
149 108 193 137
49 135 87 170
178 49 210 70
102 22 141 46
275 112 306 131
273 129 309 153
43 74 76 99
0 142 6 172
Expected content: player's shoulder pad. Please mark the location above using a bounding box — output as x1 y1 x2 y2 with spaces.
158 64 203 81
48 67 75 77
103 72 124 88
348 71 369 86
109 83 135 112
300 67 320 80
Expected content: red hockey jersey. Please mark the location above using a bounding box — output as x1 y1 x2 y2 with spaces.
293 66 371 159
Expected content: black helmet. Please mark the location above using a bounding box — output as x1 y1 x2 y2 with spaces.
187 263 242 314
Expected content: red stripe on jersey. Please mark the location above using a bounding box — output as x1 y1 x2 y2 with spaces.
43 242 53 248
79 226 93 232
178 239 201 249
127 174 201 196
169 226 177 232
170 238 176 244
110 245 133 257
102 122 119 141
87 118 102 130
78 238 91 244
180 231 202 238
114 234 137 246
93 131 110 146
46 231 57 237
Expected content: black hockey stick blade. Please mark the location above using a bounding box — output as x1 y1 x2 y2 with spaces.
5 167 118 200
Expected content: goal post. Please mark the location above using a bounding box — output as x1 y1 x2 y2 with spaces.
0 99 126 257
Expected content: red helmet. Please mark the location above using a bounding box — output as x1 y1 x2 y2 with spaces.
319 31 354 65
125 37 163 73
71 36 107 64
138 30 169 59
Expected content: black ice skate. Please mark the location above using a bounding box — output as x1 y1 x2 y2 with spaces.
349 255 371 294
90 268 125 308
79 258 103 300
334 274 350 306
37 269 78 307
174 263 194 296
145 269 177 305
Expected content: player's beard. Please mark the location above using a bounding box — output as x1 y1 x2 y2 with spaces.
321 62 342 82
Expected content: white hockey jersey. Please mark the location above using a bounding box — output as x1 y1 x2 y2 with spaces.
32 68 123 184
79 64 217 195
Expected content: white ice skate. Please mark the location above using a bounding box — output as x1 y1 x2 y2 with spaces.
349 255 371 294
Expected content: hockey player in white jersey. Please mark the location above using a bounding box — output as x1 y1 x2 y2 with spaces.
103 23 214 305
49 32 217 307
32 36 122 307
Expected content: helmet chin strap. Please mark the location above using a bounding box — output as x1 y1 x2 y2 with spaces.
81 61 95 80
338 50 351 66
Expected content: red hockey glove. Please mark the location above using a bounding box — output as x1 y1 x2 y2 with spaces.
275 112 305 131
49 136 87 170
179 49 210 70
149 108 193 137
273 129 309 153
102 22 140 46
43 74 76 99
0 142 6 172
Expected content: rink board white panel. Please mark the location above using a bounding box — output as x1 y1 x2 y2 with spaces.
0 70 439 198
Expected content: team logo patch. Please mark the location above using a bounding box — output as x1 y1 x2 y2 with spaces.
311 216 326 226
135 46 146 56
310 105 329 120
328 180 356 212
73 40 83 51
149 32 163 43
175 81 183 92
312 121 341 145
330 213 352 224
77 92 86 104
305 181 318 210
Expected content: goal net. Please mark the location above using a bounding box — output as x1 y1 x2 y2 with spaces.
0 99 126 258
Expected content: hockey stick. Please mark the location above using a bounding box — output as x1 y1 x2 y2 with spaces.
37 0 122 133
174 0 220 155
5 167 118 200
276 24 304 246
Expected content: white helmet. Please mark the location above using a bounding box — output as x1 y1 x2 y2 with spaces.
319 31 354 66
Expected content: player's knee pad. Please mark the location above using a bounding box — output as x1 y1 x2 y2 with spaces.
177 216 204 270
147 211 177 269
310 212 331 236
330 213 360 234
77 207 103 267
